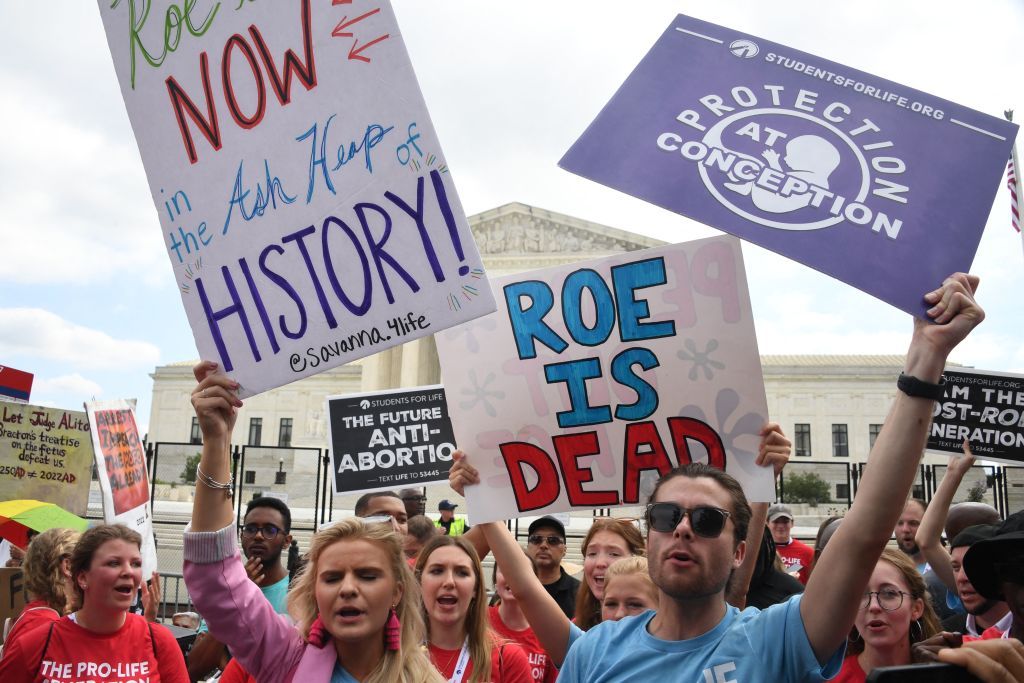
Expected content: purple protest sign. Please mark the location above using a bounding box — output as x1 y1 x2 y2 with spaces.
559 15 1018 316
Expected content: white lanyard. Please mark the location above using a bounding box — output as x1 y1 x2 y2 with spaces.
448 639 471 683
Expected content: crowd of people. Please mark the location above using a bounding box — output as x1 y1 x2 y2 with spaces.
0 274 1021 682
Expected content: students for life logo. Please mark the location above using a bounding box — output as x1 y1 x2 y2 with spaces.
657 76 911 239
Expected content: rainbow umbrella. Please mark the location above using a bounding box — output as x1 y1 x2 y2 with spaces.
0 499 89 549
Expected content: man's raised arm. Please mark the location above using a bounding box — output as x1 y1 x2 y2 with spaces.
801 273 985 664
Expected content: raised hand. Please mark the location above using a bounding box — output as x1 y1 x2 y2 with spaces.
190 360 242 441
756 422 791 477
914 273 984 361
448 450 480 497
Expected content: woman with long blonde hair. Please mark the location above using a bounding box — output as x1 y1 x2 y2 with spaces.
2 528 79 652
182 361 440 682
416 534 531 682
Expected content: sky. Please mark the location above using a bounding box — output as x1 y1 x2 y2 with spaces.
1 0 1022 436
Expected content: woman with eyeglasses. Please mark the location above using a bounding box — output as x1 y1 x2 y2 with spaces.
415 534 532 682
834 548 941 682
182 362 442 682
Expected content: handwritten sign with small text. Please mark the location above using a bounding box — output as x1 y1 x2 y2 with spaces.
98 0 494 397
437 236 773 524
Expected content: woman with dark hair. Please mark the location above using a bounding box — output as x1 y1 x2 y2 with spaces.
416 534 531 682
0 524 187 681
834 548 941 682
2 528 79 653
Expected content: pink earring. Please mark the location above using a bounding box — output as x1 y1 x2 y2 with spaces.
384 606 401 651
308 615 328 648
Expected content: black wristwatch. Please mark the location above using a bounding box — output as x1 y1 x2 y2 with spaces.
897 372 945 401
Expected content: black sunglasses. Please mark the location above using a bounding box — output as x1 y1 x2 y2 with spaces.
241 523 282 539
527 534 564 547
645 503 731 538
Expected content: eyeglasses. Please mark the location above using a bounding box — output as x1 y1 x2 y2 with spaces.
645 503 731 538
862 588 908 611
528 535 564 547
241 523 282 539
402 495 427 502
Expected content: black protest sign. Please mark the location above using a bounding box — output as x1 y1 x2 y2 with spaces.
928 368 1024 464
327 385 456 495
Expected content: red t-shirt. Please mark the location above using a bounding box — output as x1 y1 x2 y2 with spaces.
217 658 257 683
964 622 1012 642
832 655 867 683
488 605 557 683
775 538 814 585
0 613 188 683
427 638 532 683
4 600 60 655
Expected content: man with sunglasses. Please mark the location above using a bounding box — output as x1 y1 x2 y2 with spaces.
187 496 294 681
559 273 986 682
526 516 580 619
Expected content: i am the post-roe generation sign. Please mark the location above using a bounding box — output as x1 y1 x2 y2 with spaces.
560 15 1018 317
98 1 494 397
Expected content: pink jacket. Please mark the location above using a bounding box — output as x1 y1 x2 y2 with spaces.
183 524 336 682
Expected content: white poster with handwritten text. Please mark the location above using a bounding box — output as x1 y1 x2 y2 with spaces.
98 0 494 397
436 236 773 524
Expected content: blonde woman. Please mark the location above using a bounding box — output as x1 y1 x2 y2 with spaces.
416 535 531 682
2 528 79 653
573 518 646 631
600 557 658 622
183 361 440 682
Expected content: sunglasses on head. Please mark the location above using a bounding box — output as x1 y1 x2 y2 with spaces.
527 534 564 546
645 502 731 538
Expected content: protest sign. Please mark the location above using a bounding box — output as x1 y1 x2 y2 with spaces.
929 368 1024 465
560 15 1018 317
0 365 33 404
97 1 494 398
436 235 772 524
0 404 93 515
0 568 28 644
327 385 455 495
85 400 158 578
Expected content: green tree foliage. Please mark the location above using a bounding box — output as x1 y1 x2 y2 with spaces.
783 471 832 506
181 452 201 484
966 479 987 503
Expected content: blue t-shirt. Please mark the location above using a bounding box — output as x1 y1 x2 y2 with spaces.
198 573 290 633
558 595 844 683
331 662 359 682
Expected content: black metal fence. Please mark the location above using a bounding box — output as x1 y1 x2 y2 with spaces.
777 460 1023 519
